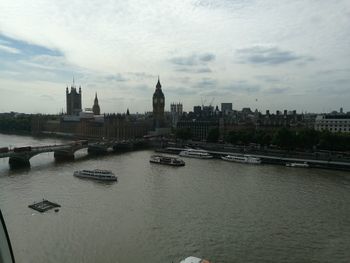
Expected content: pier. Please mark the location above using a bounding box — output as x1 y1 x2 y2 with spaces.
157 147 350 171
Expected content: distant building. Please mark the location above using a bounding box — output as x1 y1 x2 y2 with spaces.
66 82 82 116
177 120 218 141
314 114 350 133
170 102 183 128
92 93 101 115
193 106 202 116
152 77 165 129
221 103 232 115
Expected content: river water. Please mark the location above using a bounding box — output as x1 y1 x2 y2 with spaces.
0 133 350 263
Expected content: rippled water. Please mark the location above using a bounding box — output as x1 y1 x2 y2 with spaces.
1 133 350 262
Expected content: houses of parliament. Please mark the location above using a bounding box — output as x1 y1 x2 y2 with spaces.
32 78 168 139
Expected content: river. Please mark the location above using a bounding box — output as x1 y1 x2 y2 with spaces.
0 133 350 263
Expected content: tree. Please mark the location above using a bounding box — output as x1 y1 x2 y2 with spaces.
207 128 220 143
296 129 319 150
272 128 296 149
175 128 191 140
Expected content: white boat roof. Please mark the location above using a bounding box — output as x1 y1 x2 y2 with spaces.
180 257 210 263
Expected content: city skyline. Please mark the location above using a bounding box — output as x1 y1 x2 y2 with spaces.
0 0 349 114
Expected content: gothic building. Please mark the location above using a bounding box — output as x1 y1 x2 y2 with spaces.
66 82 82 116
92 93 100 115
170 102 183 128
152 77 165 129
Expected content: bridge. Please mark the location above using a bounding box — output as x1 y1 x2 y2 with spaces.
0 141 88 168
0 139 148 169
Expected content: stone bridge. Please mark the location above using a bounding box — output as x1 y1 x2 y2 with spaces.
0 141 88 168
0 139 148 168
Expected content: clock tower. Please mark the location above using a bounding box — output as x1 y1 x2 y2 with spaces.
152 77 165 129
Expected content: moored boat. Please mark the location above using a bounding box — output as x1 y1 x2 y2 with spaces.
150 155 185 166
221 154 261 164
73 169 117 181
180 256 210 263
286 162 309 168
179 149 213 159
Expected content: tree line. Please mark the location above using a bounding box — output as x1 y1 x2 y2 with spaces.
176 127 350 151
0 114 33 133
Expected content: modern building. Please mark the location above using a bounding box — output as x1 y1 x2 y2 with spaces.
66 83 82 116
314 114 350 133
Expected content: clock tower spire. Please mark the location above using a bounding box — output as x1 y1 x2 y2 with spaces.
152 77 165 129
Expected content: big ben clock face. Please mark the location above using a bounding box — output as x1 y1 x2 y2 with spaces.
153 98 157 103
160 98 164 103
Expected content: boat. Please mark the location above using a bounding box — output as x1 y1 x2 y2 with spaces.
179 149 213 159
221 154 261 164
150 155 185 166
73 169 117 181
286 162 309 168
180 256 210 263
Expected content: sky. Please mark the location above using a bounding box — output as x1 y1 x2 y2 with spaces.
0 0 349 114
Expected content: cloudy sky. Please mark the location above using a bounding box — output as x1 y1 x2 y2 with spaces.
0 0 349 114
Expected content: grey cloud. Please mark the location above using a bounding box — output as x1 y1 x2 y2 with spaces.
317 86 350 95
105 73 127 82
170 55 198 66
316 69 350 75
194 0 255 10
199 53 215 62
264 87 289 94
39 94 55 101
224 81 260 93
86 83 97 88
126 72 156 80
0 44 21 54
195 78 217 88
237 46 313 65
334 78 350 84
133 84 153 92
102 97 125 103
255 75 280 83
317 78 350 94
200 90 232 97
197 67 212 73
169 52 215 74
167 87 197 96
175 67 212 73
170 53 215 66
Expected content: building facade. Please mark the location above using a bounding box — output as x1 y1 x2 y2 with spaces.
314 114 350 133
177 120 219 141
66 84 82 116
170 102 183 128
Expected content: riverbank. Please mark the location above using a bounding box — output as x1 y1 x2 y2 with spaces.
157 146 350 171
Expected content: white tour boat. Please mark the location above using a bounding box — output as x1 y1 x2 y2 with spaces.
180 256 210 263
73 169 117 181
286 162 309 168
150 155 185 166
221 154 261 164
179 149 213 159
